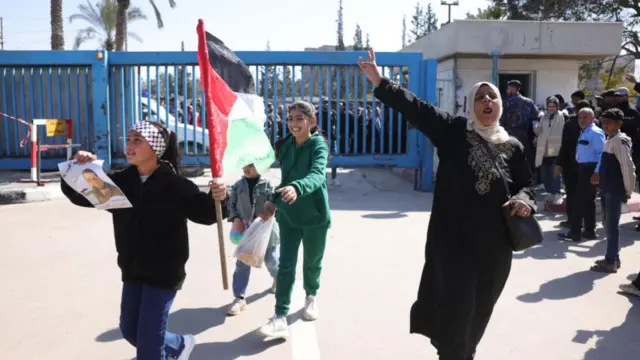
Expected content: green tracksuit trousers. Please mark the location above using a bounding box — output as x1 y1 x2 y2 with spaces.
274 223 329 316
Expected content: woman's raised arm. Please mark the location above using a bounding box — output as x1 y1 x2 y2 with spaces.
358 49 454 147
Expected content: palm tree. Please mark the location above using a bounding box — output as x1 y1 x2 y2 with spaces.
50 0 65 49
115 0 177 51
70 0 146 51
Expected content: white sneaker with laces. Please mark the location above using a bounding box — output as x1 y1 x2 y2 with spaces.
227 298 247 316
258 316 289 338
302 295 318 321
177 334 196 360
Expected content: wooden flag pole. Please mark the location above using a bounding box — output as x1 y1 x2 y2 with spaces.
214 196 229 290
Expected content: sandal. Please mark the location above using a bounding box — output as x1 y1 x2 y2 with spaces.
594 258 621 270
590 261 618 273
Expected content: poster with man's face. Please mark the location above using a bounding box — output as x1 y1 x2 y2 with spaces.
58 160 132 210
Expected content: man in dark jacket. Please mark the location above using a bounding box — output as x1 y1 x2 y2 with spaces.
500 80 539 172
556 100 591 229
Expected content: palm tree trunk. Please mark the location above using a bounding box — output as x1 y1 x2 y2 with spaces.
115 0 130 51
50 0 65 50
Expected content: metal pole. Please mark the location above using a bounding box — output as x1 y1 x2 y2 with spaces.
0 17 4 50
448 6 452 24
36 129 42 187
492 54 499 85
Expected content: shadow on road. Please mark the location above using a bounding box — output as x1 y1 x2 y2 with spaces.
513 227 635 262
190 331 286 360
516 270 608 303
95 290 271 343
573 294 640 359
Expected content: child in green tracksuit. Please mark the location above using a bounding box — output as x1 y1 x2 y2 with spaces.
258 100 331 338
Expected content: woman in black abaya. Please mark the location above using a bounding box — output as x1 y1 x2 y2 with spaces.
358 50 536 360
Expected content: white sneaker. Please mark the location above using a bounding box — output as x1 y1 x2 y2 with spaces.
302 295 318 321
227 298 247 316
258 316 289 338
177 334 196 360
552 193 564 205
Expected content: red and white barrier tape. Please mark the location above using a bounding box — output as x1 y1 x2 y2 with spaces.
0 111 32 147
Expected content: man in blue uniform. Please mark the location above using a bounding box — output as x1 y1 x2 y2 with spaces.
558 108 605 242
500 80 539 172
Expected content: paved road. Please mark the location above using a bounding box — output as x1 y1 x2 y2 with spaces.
1 168 639 360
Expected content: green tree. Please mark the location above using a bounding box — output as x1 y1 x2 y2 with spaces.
336 0 346 51
70 0 146 51
424 3 438 33
409 2 424 43
353 24 363 51
365 32 371 50
466 4 505 19
115 0 177 51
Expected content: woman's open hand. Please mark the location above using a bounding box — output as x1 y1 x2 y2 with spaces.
74 151 97 164
358 49 382 87
505 200 532 217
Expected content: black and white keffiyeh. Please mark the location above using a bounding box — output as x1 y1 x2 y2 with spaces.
131 121 167 157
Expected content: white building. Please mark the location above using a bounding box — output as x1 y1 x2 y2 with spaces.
400 20 624 115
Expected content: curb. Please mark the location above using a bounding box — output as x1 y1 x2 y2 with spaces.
391 168 415 183
0 187 64 205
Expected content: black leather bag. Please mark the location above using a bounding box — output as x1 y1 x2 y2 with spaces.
478 138 543 252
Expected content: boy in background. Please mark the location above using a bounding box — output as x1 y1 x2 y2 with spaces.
227 164 280 316
590 108 636 273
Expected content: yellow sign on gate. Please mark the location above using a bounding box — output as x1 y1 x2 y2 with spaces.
45 119 66 137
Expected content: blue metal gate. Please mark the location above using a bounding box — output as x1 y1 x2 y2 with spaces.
0 50 437 191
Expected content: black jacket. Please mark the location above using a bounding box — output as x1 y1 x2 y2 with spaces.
618 101 640 176
61 163 228 289
556 117 581 173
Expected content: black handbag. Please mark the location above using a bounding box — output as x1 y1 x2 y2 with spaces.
478 138 544 252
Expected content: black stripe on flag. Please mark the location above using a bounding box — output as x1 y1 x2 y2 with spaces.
205 32 256 95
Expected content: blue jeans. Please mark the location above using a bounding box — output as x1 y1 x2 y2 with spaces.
541 156 561 194
119 283 184 360
601 192 623 264
233 245 279 298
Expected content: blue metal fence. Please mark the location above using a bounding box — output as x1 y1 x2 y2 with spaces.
0 50 437 191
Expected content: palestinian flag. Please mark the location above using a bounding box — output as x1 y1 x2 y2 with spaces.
196 20 275 178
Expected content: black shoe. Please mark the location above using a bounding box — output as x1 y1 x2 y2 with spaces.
558 232 581 241
559 220 571 228
581 231 597 240
633 216 640 221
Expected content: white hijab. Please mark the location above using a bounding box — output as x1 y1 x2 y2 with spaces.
466 82 510 144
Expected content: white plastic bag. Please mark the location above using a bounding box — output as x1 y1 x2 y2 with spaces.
233 217 275 268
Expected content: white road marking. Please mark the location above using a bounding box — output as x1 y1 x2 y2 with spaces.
289 283 322 360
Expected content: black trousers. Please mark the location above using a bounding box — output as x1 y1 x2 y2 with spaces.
570 163 598 234
563 169 579 226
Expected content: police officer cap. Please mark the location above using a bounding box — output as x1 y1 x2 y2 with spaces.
614 87 629 96
601 89 616 97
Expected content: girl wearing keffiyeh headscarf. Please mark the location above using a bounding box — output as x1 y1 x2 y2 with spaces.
60 120 229 360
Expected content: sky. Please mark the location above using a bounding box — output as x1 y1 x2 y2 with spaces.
2 0 489 52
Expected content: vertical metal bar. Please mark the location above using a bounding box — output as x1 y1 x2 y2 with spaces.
335 66 341 154
309 66 315 105
0 68 8 156
137 66 143 121
74 68 82 148
83 68 91 150
382 67 390 154
362 69 368 155
35 69 44 133
119 66 126 152
191 67 197 153
109 67 117 153
9 69 18 155
345 66 351 154
173 66 179 134
200 87 206 149
155 66 160 120
19 68 29 155
282 65 287 141
371 76 379 154
300 66 305 99
55 68 64 155
272 66 277 143
327 67 333 147
395 68 402 154
28 69 36 153
36 129 42 186
182 66 188 154
354 67 359 154
318 67 324 132
66 67 73 144
164 65 169 121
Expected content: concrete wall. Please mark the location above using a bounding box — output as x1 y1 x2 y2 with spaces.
454 58 579 108
401 20 623 60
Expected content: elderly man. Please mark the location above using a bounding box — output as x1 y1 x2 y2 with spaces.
558 108 605 242
500 80 539 172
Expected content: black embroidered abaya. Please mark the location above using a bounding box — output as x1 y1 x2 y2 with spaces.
373 78 536 360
